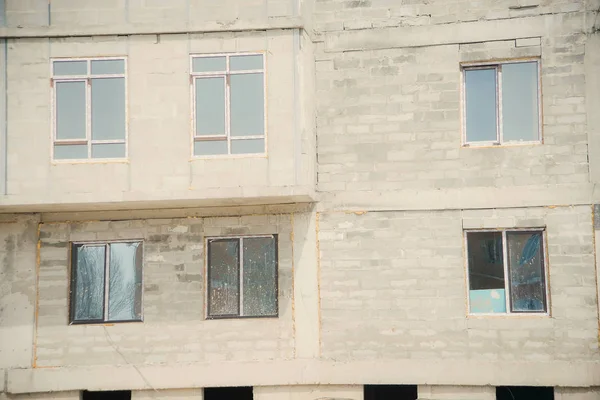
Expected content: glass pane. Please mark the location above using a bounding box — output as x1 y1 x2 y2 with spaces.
465 68 498 142
502 62 539 142
73 245 106 321
194 140 227 156
507 231 546 313
230 73 264 137
208 239 240 316
108 242 142 321
92 143 126 159
91 59 125 75
53 60 87 76
56 81 86 140
192 56 226 73
91 78 126 140
467 231 506 313
230 55 263 71
54 144 88 160
242 237 277 316
231 139 265 154
195 77 226 136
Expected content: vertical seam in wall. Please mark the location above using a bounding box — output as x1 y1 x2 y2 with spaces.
290 213 296 357
293 29 301 185
32 222 42 368
592 205 600 346
315 211 322 356
1 38 6 196
47 0 51 26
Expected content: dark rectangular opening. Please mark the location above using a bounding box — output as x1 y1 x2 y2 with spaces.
204 387 253 400
497 386 554 400
364 385 418 400
82 391 131 400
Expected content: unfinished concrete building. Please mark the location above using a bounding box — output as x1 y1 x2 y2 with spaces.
1 1 599 400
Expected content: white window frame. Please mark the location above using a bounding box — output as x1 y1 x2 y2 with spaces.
50 57 128 162
190 52 267 159
464 228 550 317
69 239 144 325
205 234 278 319
460 58 542 147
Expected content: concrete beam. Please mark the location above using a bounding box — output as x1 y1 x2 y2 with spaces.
7 360 600 393
0 17 304 39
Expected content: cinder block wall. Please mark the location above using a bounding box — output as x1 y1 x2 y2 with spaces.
35 215 294 367
318 206 598 363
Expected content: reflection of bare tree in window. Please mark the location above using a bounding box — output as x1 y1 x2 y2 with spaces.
109 243 141 321
75 246 105 320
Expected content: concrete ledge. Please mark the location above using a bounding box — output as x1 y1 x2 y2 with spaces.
0 17 304 38
0 186 316 214
7 360 600 393
318 184 594 212
324 13 589 53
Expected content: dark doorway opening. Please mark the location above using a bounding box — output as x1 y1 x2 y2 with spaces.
82 391 131 400
204 387 253 400
497 386 554 400
364 385 418 400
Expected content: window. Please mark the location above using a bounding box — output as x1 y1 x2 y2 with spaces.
204 387 253 400
466 230 548 315
462 60 541 145
497 387 554 400
70 241 142 324
52 58 127 160
191 53 266 157
364 386 418 400
206 235 277 318
82 391 131 400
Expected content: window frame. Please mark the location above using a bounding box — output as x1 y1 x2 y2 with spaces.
69 240 144 325
205 234 278 320
189 52 267 159
50 57 128 162
464 228 550 317
460 58 542 147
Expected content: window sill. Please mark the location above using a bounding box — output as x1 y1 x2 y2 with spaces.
52 158 129 165
189 153 267 161
467 313 550 318
462 141 542 148
69 319 143 326
205 314 279 320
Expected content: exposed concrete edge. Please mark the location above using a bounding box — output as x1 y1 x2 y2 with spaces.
0 186 317 214
39 203 316 223
317 184 594 212
586 34 600 186
0 368 5 392
0 17 304 39
323 13 578 53
7 360 600 393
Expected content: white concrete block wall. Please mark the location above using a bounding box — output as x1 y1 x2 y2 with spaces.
35 215 294 367
317 205 599 363
2 30 315 209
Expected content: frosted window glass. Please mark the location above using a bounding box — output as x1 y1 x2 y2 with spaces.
91 59 125 75
195 77 226 136
230 73 264 137
54 60 87 76
54 144 87 160
502 62 539 142
91 143 125 158
56 81 86 140
231 139 264 154
230 55 263 71
465 68 497 142
192 57 226 73
91 78 126 140
194 140 227 156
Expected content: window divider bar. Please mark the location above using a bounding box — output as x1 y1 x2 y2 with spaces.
239 237 244 317
86 77 92 158
501 230 511 313
226 68 232 155
497 65 503 144
103 243 110 322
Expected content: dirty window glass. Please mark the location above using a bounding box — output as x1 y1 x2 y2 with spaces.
230 73 264 137
467 231 506 314
242 237 277 316
108 242 143 321
208 239 240 316
195 77 226 137
507 231 546 313
71 242 143 324
56 81 87 141
72 245 106 321
207 236 278 318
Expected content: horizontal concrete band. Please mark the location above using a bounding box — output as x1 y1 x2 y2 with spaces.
0 17 304 38
7 359 600 393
